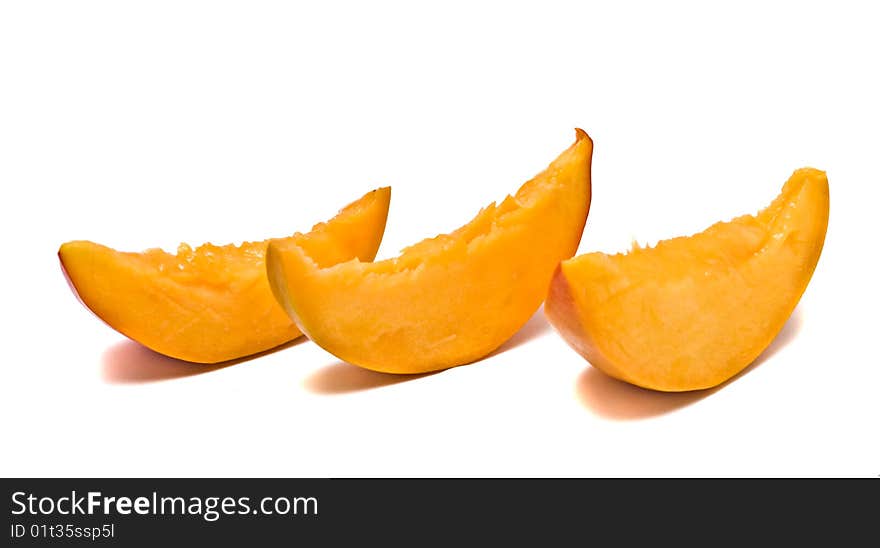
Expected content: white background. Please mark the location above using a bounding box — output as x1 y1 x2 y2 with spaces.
1 1 877 478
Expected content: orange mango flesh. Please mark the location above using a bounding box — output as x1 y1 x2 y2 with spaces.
59 187 390 363
545 168 829 391
267 130 592 374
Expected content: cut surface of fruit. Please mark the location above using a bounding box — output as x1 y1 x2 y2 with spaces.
60 187 390 363
545 168 829 391
267 130 592 374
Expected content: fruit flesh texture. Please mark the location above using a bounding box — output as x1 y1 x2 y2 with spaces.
59 187 390 363
267 130 592 374
545 168 829 391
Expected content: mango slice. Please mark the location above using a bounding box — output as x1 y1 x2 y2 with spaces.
545 168 829 391
59 187 390 363
267 130 592 374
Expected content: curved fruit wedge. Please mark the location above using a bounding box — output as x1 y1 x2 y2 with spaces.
267 130 592 374
546 168 829 391
59 187 390 363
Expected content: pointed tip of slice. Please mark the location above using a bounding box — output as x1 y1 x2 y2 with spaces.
575 127 592 145
58 245 84 304
59 239 97 258
363 186 392 210
366 185 392 206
